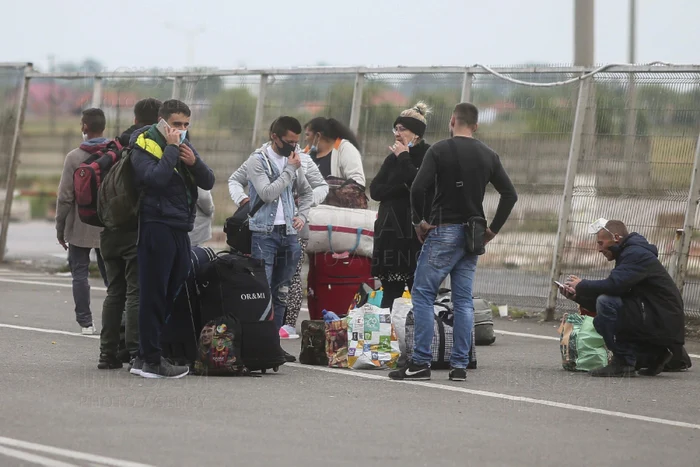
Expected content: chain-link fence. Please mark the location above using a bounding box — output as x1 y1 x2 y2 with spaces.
5 64 700 318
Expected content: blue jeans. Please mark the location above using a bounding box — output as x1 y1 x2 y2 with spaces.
411 224 478 368
593 295 636 366
252 226 302 329
68 245 108 327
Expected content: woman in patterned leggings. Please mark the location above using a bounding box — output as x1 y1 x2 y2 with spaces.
281 238 308 338
370 102 433 309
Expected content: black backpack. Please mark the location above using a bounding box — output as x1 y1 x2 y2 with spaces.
197 251 286 373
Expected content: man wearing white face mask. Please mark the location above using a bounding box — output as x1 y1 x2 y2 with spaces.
55 108 109 335
129 99 215 379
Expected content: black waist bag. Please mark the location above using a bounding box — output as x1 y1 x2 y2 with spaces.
224 199 264 255
447 138 487 256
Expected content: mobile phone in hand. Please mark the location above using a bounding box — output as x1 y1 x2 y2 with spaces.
553 280 565 289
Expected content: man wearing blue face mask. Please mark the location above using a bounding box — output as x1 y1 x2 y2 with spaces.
129 99 215 379
245 116 314 333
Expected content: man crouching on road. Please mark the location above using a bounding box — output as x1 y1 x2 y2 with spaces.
560 219 685 377
129 99 215 379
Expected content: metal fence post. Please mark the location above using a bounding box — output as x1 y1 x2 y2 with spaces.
91 77 103 108
172 77 182 100
348 72 365 135
251 74 269 150
544 77 593 321
0 65 32 262
668 228 684 282
460 71 473 103
672 133 700 295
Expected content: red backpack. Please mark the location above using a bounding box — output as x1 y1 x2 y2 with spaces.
73 139 126 227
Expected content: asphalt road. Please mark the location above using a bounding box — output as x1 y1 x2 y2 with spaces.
0 267 699 467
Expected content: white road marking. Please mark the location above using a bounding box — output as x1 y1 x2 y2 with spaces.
0 277 106 291
1 321 698 433
285 363 700 431
0 324 99 340
0 436 155 467
0 445 78 467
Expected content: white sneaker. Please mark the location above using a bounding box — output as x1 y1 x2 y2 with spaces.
279 325 299 340
81 325 97 335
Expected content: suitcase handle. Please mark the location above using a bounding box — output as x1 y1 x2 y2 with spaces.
326 225 362 255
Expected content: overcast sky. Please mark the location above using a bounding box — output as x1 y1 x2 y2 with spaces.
4 0 698 72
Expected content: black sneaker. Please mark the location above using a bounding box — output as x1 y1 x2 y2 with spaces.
117 349 131 364
283 350 297 363
97 354 123 370
129 356 144 376
140 357 189 379
590 361 636 377
388 361 431 380
638 348 674 376
449 367 467 381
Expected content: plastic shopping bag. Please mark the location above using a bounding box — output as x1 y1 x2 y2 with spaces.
347 304 400 370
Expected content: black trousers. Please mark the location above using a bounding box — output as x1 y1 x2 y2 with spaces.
137 222 191 364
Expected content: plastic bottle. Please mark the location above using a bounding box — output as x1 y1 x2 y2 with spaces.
322 309 341 322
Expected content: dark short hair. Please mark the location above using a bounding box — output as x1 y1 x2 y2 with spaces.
81 108 106 133
453 102 479 127
270 116 302 138
605 220 629 238
158 99 191 120
134 98 162 125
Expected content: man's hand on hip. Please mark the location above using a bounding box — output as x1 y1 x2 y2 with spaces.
414 220 436 244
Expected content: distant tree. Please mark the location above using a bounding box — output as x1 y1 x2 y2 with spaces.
209 87 257 133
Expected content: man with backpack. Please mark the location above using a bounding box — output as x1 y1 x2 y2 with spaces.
389 103 518 382
55 108 109 335
128 99 215 379
97 98 161 370
245 116 314 338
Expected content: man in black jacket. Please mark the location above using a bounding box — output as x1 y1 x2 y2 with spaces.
129 99 215 379
389 102 518 382
97 98 161 370
562 219 685 377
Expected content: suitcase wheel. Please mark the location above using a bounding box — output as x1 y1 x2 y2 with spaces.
261 368 267 374
273 366 279 372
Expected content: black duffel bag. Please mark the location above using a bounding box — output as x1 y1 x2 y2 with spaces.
223 199 264 255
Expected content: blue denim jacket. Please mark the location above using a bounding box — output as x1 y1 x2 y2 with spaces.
246 144 313 235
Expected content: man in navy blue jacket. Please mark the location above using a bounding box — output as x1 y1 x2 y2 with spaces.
129 100 215 379
562 219 685 378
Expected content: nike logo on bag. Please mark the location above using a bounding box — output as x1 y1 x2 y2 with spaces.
405 368 426 376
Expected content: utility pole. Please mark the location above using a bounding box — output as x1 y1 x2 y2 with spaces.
574 0 595 67
164 23 206 106
623 0 639 189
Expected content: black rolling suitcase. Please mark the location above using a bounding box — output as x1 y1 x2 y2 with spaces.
197 251 286 373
